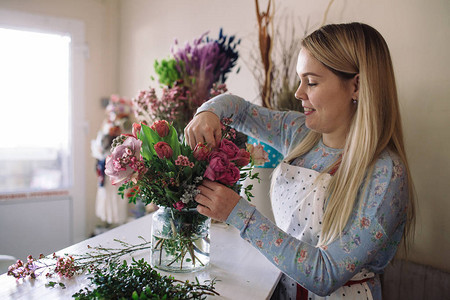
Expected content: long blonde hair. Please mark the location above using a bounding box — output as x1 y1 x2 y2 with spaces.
278 23 415 247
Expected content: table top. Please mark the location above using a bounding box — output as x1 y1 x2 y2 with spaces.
0 213 281 299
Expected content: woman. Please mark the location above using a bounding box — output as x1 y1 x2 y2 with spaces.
185 22 415 300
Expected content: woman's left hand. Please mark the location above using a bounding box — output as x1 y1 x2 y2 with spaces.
195 179 241 222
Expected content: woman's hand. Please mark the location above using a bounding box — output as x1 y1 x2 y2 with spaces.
184 111 222 149
195 179 241 222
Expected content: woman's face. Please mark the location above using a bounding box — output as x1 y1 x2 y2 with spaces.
295 49 358 148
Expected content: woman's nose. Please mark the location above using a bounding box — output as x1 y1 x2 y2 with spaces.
295 84 306 101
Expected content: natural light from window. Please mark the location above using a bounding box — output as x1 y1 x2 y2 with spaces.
0 28 71 193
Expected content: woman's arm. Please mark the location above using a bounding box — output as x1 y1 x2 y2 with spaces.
225 152 409 296
193 94 308 156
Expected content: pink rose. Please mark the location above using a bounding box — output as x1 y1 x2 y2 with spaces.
150 120 170 137
246 143 269 166
216 162 241 185
218 138 240 159
233 148 251 167
105 137 142 185
204 151 229 181
193 142 210 161
154 141 173 159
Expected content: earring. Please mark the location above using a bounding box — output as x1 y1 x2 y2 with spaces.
352 98 358 104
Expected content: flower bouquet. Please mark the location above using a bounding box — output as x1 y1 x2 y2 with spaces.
105 118 267 272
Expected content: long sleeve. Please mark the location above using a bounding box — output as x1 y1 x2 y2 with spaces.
196 94 309 156
226 151 408 296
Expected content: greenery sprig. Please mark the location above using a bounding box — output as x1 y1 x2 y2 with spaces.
72 258 219 300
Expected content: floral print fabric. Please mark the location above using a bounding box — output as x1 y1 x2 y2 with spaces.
197 94 409 299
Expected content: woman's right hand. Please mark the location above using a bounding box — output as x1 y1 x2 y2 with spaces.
184 111 222 149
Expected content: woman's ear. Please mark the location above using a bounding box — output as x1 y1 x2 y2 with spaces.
352 74 360 100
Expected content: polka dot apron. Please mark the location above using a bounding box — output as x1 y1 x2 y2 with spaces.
271 162 374 300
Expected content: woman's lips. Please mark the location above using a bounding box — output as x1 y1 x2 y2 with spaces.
303 107 316 115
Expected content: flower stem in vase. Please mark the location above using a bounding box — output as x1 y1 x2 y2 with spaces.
151 207 210 273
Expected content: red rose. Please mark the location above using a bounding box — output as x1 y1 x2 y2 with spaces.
154 141 173 159
216 163 241 185
204 151 230 181
150 120 170 137
218 138 240 159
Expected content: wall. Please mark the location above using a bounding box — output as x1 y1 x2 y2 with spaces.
0 0 121 238
1 0 448 272
118 0 450 272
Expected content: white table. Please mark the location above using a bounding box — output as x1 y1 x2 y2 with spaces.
0 213 281 299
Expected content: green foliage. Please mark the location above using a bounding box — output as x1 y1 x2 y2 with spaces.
72 259 218 300
154 58 182 87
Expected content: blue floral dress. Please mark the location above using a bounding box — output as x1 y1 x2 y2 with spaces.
197 94 409 299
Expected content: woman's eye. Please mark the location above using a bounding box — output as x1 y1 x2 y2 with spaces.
308 83 317 87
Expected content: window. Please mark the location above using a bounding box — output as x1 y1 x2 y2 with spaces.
0 9 87 244
0 28 71 193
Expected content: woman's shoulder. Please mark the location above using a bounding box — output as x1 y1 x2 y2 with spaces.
372 149 407 182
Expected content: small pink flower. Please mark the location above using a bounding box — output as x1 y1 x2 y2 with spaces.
360 217 370 228
173 201 185 211
259 224 269 232
375 231 383 239
297 250 307 263
256 240 263 248
150 120 170 137
246 143 269 166
193 142 210 161
346 263 356 272
154 141 173 159
275 238 283 247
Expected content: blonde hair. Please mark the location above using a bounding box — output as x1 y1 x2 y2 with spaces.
277 23 415 248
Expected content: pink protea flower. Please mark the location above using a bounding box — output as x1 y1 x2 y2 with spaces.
105 137 143 185
154 141 173 159
150 120 170 137
246 143 269 166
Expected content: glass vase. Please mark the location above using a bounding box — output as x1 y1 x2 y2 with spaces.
151 207 210 272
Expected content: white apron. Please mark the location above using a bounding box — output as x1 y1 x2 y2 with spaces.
271 162 374 300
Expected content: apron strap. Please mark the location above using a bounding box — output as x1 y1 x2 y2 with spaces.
296 284 308 300
296 277 371 299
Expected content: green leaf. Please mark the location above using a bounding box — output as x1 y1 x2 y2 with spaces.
163 125 181 159
139 124 159 160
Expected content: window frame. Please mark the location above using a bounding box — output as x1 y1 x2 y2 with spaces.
0 9 87 242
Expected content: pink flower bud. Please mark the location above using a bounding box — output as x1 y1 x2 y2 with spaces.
233 148 251 167
150 120 170 137
154 141 173 159
193 142 210 161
